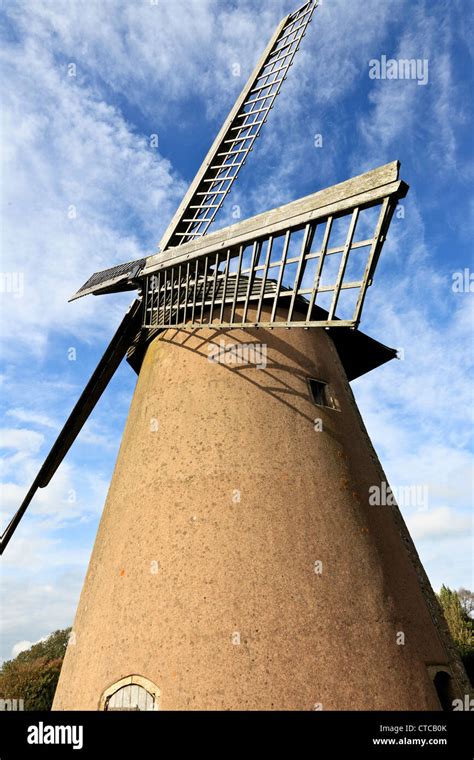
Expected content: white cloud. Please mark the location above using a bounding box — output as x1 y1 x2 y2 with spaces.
407 507 472 541
1 571 86 666
356 3 466 174
1 459 108 527
0 429 45 455
10 637 47 659
6 409 58 429
0 7 185 358
10 640 34 658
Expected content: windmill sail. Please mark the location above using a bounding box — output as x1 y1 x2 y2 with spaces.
0 301 142 554
141 162 407 331
71 0 319 302
157 0 319 252
1 2 319 552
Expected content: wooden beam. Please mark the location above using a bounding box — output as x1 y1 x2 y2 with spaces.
143 162 407 275
0 300 143 555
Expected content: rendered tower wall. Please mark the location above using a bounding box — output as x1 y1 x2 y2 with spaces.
53 308 468 710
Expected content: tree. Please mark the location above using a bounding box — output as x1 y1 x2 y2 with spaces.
457 588 474 618
438 586 474 685
0 628 70 710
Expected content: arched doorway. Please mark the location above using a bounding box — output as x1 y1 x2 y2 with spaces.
99 675 160 711
433 670 455 712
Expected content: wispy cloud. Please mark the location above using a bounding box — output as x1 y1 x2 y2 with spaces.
0 0 472 664
407 507 472 541
6 408 58 429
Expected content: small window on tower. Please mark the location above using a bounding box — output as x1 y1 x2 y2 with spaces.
307 378 338 410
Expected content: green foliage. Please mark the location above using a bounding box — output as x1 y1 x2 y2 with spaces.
13 628 70 665
0 628 70 711
438 586 474 685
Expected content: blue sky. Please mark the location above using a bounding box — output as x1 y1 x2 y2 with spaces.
0 0 472 663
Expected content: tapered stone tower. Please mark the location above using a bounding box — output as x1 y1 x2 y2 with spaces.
52 308 469 710
3 1 470 711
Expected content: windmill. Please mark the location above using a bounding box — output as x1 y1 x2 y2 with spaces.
2 0 470 711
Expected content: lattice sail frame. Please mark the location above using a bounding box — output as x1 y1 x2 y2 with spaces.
142 163 407 331
158 0 319 250
71 0 319 302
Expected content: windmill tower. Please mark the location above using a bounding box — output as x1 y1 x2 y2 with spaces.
2 0 471 711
